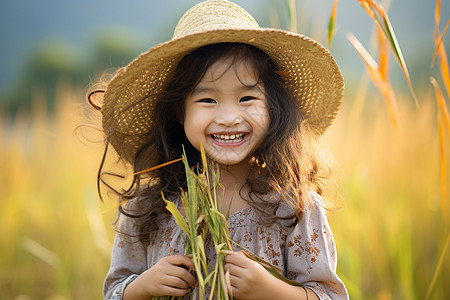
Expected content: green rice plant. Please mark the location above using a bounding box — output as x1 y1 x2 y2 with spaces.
327 0 339 47
150 142 303 299
148 143 232 300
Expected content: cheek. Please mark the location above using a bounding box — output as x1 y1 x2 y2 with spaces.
183 127 200 151
183 110 206 150
249 102 270 132
182 103 193 131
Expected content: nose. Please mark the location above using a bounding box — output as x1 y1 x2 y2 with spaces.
214 102 244 126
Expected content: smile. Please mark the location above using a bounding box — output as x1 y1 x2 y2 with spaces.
212 133 245 144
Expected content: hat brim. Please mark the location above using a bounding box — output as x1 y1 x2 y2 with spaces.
103 28 344 163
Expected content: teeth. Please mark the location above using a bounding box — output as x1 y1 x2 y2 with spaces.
212 133 244 143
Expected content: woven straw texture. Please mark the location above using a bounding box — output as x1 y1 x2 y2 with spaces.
102 0 344 163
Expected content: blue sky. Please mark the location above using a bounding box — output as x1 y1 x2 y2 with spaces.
0 0 449 95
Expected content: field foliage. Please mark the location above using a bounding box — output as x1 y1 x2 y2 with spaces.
1 81 449 299
1 0 450 299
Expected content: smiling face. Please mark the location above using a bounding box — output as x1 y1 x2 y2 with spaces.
183 56 269 168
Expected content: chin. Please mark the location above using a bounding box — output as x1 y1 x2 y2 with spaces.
211 155 251 167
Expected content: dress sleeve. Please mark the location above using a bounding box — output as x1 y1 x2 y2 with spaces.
103 214 148 300
284 193 349 300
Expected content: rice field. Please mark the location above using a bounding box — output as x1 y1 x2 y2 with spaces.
328 95 450 300
0 82 116 300
1 1 450 299
1 77 448 299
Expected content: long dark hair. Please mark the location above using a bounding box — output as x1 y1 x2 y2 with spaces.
94 43 337 244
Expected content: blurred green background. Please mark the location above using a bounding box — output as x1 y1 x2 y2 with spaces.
1 0 449 299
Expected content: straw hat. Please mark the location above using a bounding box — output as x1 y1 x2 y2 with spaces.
100 0 344 163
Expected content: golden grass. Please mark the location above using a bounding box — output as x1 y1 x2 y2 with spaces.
1 80 449 299
1 1 449 297
347 31 399 129
0 81 115 300
430 0 450 224
344 2 450 296
326 95 450 299
356 0 418 106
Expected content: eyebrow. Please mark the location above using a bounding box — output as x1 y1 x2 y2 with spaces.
190 86 213 96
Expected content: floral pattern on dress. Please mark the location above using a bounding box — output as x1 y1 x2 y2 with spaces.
286 228 321 274
103 194 349 300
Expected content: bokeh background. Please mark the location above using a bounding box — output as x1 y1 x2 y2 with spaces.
1 0 449 299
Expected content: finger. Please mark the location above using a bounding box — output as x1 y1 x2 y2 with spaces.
160 285 190 297
234 250 247 257
181 271 198 288
224 251 246 265
229 285 241 299
224 253 238 264
165 266 197 287
169 255 196 271
227 271 242 287
224 262 245 281
165 275 191 289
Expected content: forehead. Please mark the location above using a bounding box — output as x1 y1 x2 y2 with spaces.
201 55 260 84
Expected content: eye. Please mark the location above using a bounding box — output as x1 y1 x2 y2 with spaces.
239 96 256 102
198 98 216 104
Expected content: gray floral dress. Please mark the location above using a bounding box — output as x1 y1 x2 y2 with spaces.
103 192 349 299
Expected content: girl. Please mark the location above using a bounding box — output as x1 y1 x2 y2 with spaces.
90 1 348 299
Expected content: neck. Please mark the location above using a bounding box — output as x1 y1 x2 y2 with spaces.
212 161 251 214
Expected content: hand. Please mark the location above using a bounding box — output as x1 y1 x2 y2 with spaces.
224 251 277 300
224 251 317 300
124 255 197 299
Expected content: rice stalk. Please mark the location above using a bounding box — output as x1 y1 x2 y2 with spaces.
430 0 450 221
22 238 60 268
356 0 418 106
152 142 306 299
377 26 389 83
430 77 450 135
431 17 449 68
425 232 450 300
101 199 132 215
152 143 231 299
434 0 441 26
287 0 297 33
163 195 190 235
327 0 339 47
85 191 112 258
432 0 450 101
431 77 449 218
438 114 447 216
134 157 184 175
347 32 399 130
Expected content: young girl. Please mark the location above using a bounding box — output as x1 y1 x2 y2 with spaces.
90 1 348 299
